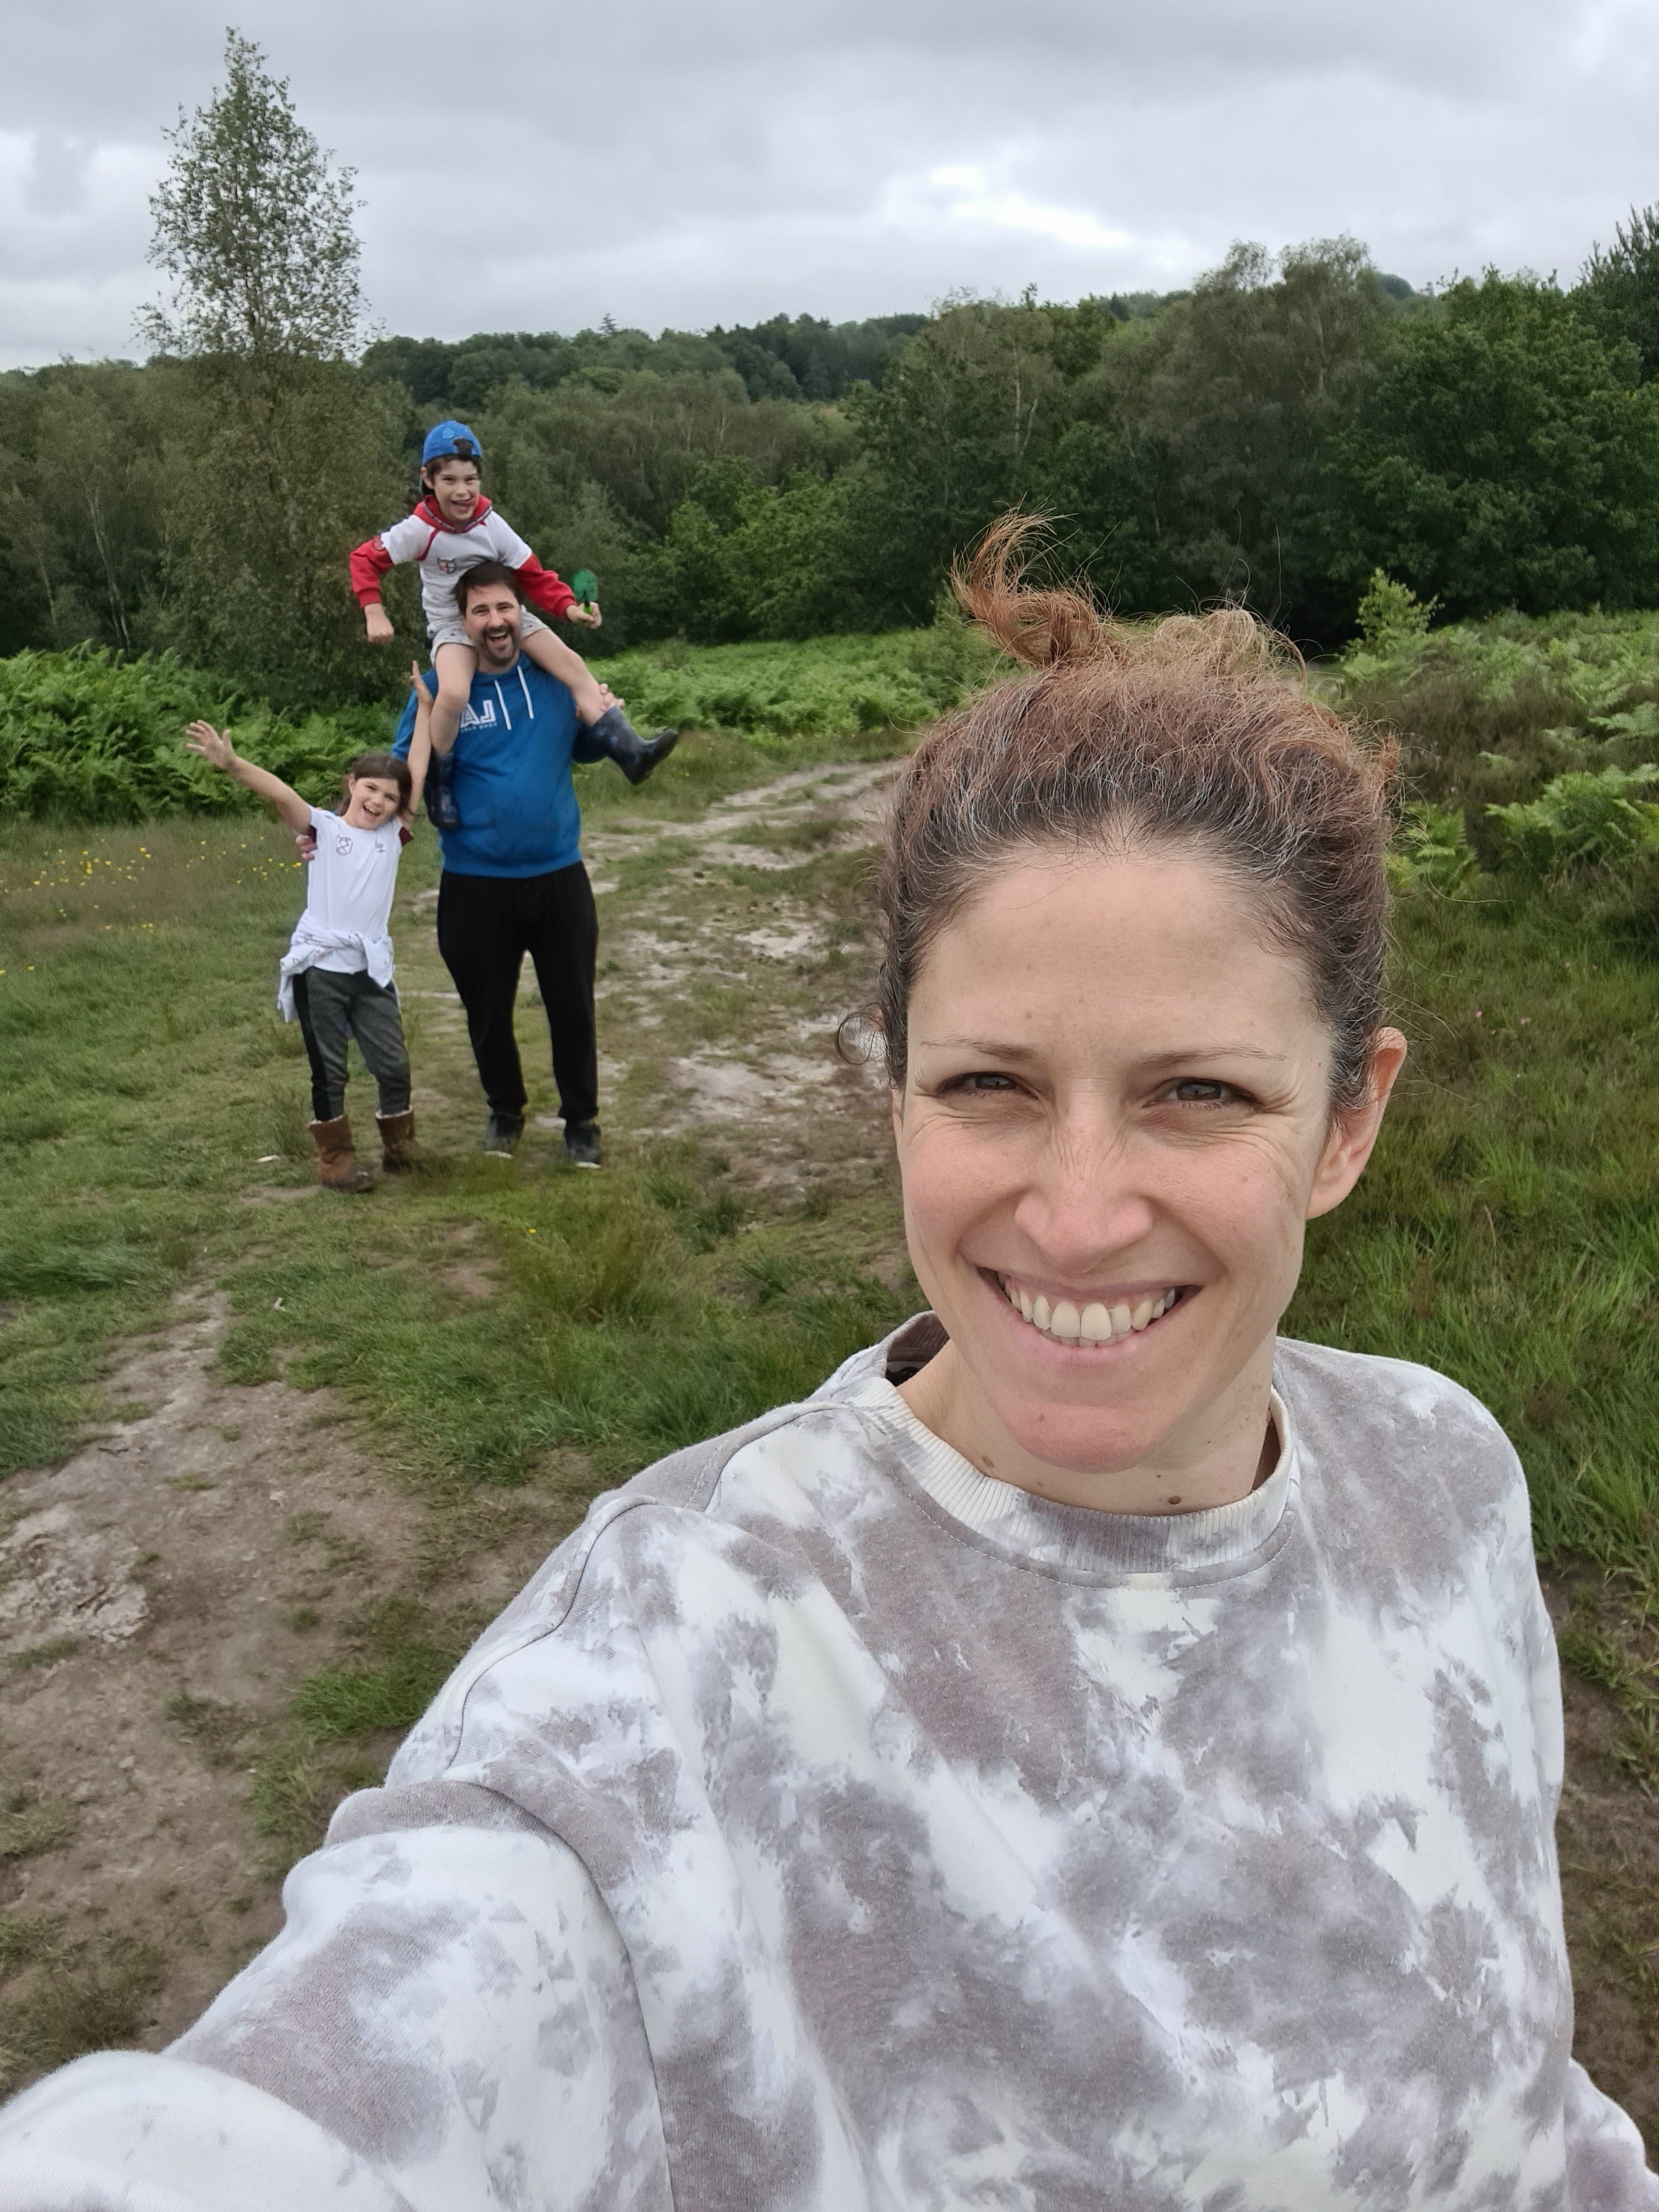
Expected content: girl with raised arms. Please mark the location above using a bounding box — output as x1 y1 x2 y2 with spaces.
183 691 430 1193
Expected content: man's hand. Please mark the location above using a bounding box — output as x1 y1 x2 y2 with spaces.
565 602 602 629
365 605 395 643
295 829 318 860
184 720 235 771
595 683 625 711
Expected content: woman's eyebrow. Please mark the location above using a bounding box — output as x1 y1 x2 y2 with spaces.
1138 1044 1284 1066
917 1037 1285 1065
917 1036 1041 1060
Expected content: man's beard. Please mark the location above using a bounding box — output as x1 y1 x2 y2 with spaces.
477 623 518 662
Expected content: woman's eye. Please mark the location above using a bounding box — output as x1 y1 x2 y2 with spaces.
1165 1079 1239 1105
943 1071 1018 1096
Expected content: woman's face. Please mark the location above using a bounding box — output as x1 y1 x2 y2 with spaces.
893 846 1404 1510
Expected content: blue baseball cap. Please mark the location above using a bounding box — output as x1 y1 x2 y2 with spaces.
421 419 483 467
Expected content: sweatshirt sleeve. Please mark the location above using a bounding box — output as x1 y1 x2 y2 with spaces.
0 1783 672 2212
389 683 424 763
1563 2059 1659 2207
348 534 395 608
1507 1473 1659 2204
512 552 578 620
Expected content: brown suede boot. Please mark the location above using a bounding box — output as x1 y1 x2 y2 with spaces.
310 1114 374 1192
376 1110 425 1174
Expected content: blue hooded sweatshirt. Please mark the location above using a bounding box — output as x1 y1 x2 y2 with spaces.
392 657 603 879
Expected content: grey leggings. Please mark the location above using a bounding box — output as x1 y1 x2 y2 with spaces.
290 968 411 1123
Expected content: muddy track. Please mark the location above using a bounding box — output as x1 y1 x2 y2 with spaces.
1 1292 420 2052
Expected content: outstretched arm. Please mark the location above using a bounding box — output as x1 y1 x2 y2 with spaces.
184 723 313 833
403 665 434 822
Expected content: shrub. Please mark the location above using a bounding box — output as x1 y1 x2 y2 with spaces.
0 646 380 823
597 620 1000 740
1487 763 1659 880
1390 801 1477 892
1333 605 1659 859
1354 570 1436 657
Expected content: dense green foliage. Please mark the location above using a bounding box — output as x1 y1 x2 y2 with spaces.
0 647 381 823
1331 584 1659 936
1336 582 1659 873
1487 765 1659 879
363 310 931 412
1579 201 1659 381
0 623 996 820
8 36 1659 697
600 622 999 737
1331 276 1659 618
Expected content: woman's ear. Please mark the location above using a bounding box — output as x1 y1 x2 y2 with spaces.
1306 1028 1408 1221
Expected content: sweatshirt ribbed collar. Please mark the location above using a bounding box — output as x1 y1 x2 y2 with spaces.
829 1315 1296 1579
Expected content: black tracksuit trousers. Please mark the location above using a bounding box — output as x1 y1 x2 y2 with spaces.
435 863 598 1127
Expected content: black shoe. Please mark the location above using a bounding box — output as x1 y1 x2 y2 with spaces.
479 1111 524 1157
619 729 679 788
563 1120 602 1168
591 704 680 787
426 755 461 831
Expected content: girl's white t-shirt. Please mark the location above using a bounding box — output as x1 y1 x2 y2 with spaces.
294 807 401 974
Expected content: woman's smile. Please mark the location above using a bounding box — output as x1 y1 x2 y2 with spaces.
987 1268 1188 1348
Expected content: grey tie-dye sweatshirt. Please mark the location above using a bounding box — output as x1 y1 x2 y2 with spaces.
2 1323 1654 2211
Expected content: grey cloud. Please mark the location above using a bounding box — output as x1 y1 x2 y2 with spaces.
1 0 1657 368
24 132 95 219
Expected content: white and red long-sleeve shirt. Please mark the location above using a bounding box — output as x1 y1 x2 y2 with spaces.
349 496 577 635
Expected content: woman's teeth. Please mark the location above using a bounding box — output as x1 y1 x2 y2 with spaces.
997 1278 1179 1345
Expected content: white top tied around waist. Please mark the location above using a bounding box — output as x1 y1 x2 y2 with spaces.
275 806 403 1016
276 927 396 1019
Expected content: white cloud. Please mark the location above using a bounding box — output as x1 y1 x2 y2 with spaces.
909 167 1136 257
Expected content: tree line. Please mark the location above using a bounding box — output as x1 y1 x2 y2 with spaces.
5 32 1659 707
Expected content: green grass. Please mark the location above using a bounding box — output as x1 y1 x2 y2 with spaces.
0 1915 165 2094
0 815 321 1470
0 742 917 1873
1 651 1655 2079
1289 889 1659 1586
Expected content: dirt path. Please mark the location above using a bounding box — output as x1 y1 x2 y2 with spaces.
0 1290 422 2064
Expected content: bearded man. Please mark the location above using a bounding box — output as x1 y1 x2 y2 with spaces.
392 561 618 1167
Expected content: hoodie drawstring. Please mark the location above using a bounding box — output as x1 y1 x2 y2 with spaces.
483 665 535 734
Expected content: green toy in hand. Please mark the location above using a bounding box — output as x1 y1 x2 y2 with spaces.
571 569 598 611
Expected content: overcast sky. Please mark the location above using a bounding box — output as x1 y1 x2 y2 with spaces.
3 0 1657 370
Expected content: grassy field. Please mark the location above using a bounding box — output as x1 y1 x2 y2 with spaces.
1 627 1656 2116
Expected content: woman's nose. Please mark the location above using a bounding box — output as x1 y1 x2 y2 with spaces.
1013 1123 1157 1268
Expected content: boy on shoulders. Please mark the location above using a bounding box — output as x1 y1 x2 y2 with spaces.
349 421 675 825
